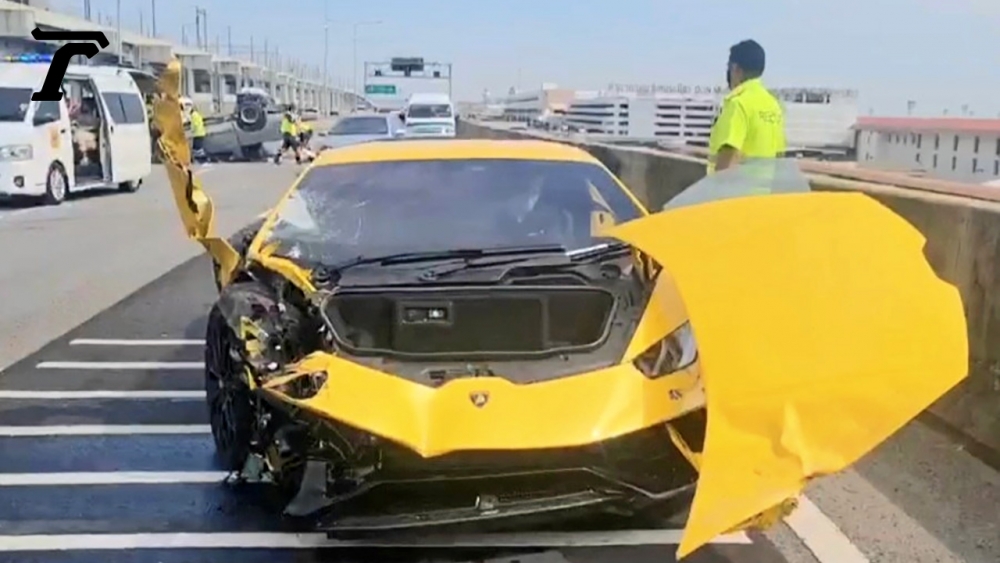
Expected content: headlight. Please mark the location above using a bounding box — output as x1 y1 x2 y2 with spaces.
443 126 455 135
633 321 698 378
0 145 32 161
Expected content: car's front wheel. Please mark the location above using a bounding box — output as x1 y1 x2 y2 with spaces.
204 305 255 471
43 162 68 205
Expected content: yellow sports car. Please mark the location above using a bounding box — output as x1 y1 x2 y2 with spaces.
153 60 968 559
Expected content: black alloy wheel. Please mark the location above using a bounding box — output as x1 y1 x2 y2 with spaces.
204 305 255 471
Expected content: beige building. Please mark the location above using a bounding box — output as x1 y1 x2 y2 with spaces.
854 117 1000 183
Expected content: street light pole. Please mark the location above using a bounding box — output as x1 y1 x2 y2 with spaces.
322 0 329 115
115 0 122 64
352 24 358 98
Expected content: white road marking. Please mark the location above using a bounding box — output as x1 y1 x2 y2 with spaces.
0 471 227 486
786 496 871 563
69 338 204 346
0 424 211 436
35 361 203 370
0 390 204 400
0 530 751 551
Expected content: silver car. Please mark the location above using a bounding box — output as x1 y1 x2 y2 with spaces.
317 113 405 150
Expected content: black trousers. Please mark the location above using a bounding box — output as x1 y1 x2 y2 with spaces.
275 133 301 163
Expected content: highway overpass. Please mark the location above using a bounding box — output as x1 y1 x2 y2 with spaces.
0 0 371 115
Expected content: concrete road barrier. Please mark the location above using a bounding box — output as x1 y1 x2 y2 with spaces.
459 119 1000 457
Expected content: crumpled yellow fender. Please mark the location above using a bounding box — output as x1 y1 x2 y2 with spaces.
153 58 241 286
606 191 967 558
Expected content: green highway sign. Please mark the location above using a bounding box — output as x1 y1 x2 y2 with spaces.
365 84 397 95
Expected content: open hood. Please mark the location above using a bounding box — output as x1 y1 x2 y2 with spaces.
605 159 968 557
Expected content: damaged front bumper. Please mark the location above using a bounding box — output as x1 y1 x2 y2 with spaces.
276 413 705 538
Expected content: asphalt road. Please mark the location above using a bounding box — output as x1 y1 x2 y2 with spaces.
0 161 300 370
0 159 997 562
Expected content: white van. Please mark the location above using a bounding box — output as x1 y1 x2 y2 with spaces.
0 55 152 205
402 92 456 138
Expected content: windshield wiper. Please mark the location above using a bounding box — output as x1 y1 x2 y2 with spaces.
420 241 633 281
565 241 631 261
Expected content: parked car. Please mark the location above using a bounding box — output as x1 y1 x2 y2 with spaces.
316 113 405 150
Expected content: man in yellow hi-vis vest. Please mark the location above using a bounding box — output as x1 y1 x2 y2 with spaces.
189 106 207 162
707 39 786 175
274 110 301 165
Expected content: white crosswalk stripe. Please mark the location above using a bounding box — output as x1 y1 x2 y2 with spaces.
0 471 229 486
0 424 211 436
36 361 204 369
0 530 752 552
69 338 205 346
0 390 204 399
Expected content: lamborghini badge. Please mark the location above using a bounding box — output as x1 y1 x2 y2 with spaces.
469 391 489 408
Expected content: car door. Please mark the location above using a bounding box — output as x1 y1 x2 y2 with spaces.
112 89 152 180
29 99 70 184
89 79 128 183
604 159 968 558
90 74 150 183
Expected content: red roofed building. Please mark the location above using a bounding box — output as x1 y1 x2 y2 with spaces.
854 116 1000 182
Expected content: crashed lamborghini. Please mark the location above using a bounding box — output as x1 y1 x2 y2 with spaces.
152 59 969 559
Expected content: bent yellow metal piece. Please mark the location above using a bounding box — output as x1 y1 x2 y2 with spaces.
153 58 241 287
606 191 968 558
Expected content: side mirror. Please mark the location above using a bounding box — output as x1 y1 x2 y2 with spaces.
398 112 406 123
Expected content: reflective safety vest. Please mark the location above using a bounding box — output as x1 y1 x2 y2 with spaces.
280 117 298 136
189 110 206 138
707 78 786 174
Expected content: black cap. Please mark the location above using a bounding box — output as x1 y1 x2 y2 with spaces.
729 39 766 76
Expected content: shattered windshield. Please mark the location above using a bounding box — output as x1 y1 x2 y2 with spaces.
262 158 644 265
663 158 812 211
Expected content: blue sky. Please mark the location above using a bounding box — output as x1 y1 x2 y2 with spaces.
49 0 1000 116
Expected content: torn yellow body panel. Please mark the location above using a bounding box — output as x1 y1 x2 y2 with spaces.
605 191 968 558
153 59 241 287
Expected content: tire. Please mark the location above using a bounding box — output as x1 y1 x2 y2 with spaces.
118 179 140 193
236 100 268 133
204 305 255 471
42 162 68 206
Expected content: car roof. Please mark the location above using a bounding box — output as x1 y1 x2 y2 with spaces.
312 139 600 166
339 113 393 121
0 63 143 90
408 93 451 104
